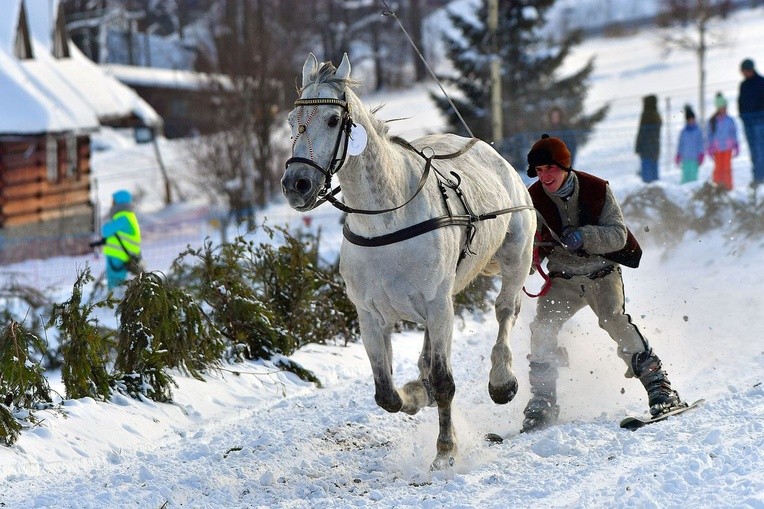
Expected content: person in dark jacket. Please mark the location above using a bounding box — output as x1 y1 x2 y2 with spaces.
738 58 764 190
521 135 685 432
546 105 578 166
635 94 662 183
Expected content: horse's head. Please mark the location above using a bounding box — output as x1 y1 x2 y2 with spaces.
282 53 354 211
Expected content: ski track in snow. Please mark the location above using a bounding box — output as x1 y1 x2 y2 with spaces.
2 236 763 508
3 3 764 506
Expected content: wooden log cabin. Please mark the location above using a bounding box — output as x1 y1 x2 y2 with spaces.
0 133 95 263
0 0 161 265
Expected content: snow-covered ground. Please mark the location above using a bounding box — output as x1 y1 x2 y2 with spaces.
2 4 764 509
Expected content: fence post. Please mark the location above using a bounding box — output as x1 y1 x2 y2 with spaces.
665 96 672 174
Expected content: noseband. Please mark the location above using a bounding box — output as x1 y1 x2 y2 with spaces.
284 96 353 202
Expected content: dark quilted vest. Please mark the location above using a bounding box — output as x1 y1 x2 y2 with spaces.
529 171 642 268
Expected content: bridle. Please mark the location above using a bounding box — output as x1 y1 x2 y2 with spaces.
284 95 353 209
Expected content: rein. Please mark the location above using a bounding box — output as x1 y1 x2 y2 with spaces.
284 94 534 262
339 137 534 263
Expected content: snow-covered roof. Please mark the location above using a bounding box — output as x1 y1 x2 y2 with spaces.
0 1 22 55
56 45 163 126
103 64 232 92
0 2 99 135
0 49 96 135
0 0 161 135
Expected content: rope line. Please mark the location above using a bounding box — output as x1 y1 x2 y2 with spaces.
379 0 474 138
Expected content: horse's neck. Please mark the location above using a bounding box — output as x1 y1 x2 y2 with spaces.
338 121 431 225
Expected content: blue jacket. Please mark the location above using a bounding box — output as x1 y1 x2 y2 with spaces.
707 113 738 153
676 123 704 162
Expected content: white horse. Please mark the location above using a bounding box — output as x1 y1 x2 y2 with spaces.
282 53 536 469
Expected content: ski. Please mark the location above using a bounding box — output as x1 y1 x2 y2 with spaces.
620 399 705 430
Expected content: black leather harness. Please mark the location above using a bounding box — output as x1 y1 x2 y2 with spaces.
285 96 534 263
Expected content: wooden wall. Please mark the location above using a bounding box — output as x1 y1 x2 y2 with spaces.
0 134 94 264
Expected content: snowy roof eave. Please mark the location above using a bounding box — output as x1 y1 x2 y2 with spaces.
0 46 100 135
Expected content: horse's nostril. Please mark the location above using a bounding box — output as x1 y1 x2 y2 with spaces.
295 178 312 194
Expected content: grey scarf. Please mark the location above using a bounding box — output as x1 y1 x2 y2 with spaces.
552 172 575 200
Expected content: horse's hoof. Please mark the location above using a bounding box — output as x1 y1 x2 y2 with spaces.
488 376 518 404
430 454 456 471
484 433 504 444
375 391 403 413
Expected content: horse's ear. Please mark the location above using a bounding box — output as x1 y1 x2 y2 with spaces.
336 53 351 81
302 53 319 88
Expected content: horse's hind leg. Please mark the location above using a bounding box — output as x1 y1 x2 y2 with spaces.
488 288 521 404
400 328 436 409
488 220 534 404
425 297 458 470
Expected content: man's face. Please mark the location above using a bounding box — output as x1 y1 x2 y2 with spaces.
742 69 754 79
535 164 568 193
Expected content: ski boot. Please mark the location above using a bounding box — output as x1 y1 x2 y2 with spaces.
521 362 560 432
632 349 686 416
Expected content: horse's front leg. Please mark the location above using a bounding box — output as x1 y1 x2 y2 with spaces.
358 311 402 413
426 298 457 470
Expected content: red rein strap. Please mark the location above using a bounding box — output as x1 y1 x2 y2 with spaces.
523 232 552 298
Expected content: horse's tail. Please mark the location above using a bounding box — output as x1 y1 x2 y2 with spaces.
481 258 501 277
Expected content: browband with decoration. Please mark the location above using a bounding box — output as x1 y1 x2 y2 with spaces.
294 98 348 109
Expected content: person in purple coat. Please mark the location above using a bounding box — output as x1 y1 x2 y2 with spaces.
707 93 739 190
675 105 705 183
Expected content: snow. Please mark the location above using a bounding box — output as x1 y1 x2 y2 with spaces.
0 0 161 134
1 4 764 509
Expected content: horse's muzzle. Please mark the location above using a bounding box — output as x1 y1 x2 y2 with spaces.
281 161 324 211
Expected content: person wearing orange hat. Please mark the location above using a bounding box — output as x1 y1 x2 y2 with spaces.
521 135 685 432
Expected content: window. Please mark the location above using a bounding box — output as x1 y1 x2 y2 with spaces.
66 135 78 177
46 136 57 182
52 2 71 59
14 2 33 60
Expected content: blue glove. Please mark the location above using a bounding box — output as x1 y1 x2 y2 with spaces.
560 228 583 251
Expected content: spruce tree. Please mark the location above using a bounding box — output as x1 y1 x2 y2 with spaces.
433 0 608 170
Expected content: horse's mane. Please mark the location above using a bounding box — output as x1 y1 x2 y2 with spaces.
300 62 360 93
301 62 389 138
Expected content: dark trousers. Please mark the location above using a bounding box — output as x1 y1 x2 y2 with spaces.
640 158 659 183
743 119 764 184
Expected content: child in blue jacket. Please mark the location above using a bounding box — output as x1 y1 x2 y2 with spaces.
675 105 705 183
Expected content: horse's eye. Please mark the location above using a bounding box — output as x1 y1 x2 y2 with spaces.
328 115 340 128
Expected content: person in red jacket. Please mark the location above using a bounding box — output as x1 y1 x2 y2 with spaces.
521 135 685 432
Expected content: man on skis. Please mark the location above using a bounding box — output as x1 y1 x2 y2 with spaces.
522 134 686 432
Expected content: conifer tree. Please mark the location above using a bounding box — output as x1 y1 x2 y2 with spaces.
49 268 116 401
433 0 608 170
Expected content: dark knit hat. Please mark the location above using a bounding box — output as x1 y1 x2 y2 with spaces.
526 134 572 177
684 104 695 120
741 58 755 71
